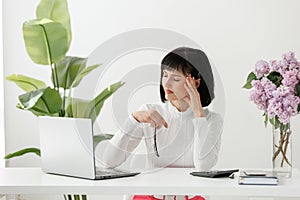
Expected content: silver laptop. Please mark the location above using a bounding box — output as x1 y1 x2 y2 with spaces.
39 116 140 180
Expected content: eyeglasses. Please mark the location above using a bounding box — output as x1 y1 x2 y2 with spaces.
154 127 159 157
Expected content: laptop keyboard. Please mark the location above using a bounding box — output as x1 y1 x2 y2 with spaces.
95 169 140 179
96 170 122 176
96 168 130 175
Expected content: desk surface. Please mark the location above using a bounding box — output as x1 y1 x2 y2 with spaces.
0 167 300 197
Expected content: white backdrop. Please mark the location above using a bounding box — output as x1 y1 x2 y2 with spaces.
0 0 4 168
3 0 300 172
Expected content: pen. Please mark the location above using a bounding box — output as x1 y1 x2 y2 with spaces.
154 127 159 157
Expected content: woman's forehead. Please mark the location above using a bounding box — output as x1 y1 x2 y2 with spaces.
162 69 185 76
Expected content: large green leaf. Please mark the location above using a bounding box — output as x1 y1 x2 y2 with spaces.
6 74 47 92
71 64 100 88
84 81 124 121
4 147 41 159
65 98 90 118
267 71 282 87
18 87 62 116
93 134 113 148
53 56 100 89
3 134 113 159
23 18 68 65
54 56 86 89
36 0 72 48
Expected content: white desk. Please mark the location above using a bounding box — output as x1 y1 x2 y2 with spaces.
0 168 300 197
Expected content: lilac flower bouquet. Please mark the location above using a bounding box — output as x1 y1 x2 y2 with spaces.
243 52 300 174
243 51 300 126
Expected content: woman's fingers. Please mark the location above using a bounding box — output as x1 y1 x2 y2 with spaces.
184 76 205 118
149 110 168 128
183 85 192 105
132 110 168 128
184 80 196 102
185 76 197 94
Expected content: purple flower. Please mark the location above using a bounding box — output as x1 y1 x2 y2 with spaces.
283 51 296 62
246 51 300 125
254 60 270 78
270 59 281 73
282 69 299 89
271 52 300 75
267 87 300 123
250 78 276 112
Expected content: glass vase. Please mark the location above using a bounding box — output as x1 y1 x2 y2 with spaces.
272 122 292 178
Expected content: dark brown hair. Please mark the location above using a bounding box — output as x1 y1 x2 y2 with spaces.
160 47 215 107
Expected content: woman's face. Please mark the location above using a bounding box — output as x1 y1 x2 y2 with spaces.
161 69 188 101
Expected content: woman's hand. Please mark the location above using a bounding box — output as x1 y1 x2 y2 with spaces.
183 76 205 118
132 110 168 129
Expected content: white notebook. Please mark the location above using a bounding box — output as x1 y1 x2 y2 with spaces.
238 170 278 185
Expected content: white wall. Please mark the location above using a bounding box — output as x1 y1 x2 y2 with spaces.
3 0 300 171
0 0 5 168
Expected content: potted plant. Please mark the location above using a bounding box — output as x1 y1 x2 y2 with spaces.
4 0 123 193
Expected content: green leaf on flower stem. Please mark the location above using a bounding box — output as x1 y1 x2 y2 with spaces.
269 116 281 129
269 117 275 126
267 71 282 87
272 116 281 129
242 72 257 89
264 113 268 127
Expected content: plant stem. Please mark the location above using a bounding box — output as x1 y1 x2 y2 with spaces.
273 123 292 167
52 63 65 117
40 24 56 88
50 65 57 88
281 131 291 166
272 131 286 161
66 87 73 117
53 63 60 88
40 24 60 93
62 88 66 117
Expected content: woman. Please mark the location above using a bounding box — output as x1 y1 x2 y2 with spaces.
102 47 223 200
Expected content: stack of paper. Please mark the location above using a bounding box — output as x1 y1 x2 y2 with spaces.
238 170 278 185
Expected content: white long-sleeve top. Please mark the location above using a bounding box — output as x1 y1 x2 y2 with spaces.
102 101 223 171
